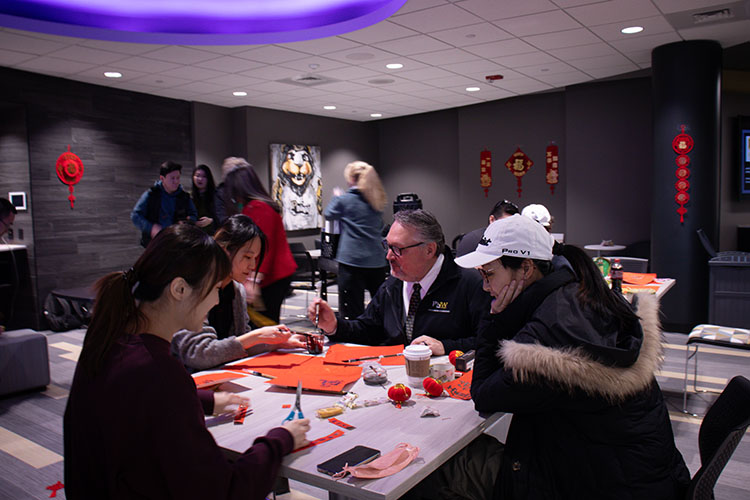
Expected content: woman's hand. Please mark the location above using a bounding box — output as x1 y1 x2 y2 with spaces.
278 334 307 350
490 278 524 314
196 216 213 228
332 186 344 197
150 223 163 238
308 298 336 334
213 392 250 416
238 325 293 349
243 276 264 309
282 418 311 450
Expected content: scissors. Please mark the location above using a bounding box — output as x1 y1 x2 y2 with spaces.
282 380 304 424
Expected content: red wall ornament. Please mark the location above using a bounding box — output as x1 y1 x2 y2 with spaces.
545 143 559 195
504 147 533 198
672 126 693 223
480 149 492 197
56 145 84 209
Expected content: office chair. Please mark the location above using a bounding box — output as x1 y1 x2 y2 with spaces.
686 375 750 500
285 242 317 318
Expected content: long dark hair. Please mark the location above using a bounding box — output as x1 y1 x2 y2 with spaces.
502 244 638 330
79 224 230 375
191 164 217 202
213 214 267 278
224 165 280 214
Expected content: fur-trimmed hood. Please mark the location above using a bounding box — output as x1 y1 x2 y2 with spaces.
498 292 662 403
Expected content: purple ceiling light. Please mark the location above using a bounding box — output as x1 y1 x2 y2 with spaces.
0 0 408 44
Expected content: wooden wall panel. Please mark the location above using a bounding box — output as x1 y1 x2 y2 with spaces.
0 67 193 328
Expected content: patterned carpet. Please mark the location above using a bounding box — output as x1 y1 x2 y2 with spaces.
1 287 749 500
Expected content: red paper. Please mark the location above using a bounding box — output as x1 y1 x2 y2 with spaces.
267 357 362 393
229 352 316 369
622 272 656 285
324 344 405 366
192 371 245 389
293 429 345 452
443 371 473 400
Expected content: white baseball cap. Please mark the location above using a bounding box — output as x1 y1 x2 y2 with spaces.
455 214 554 268
521 204 551 227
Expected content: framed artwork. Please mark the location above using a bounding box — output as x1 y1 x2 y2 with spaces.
269 143 322 230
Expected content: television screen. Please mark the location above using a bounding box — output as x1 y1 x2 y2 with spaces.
741 117 750 197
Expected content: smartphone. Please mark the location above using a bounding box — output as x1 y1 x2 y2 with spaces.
316 445 381 476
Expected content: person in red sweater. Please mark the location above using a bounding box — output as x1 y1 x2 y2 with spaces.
63 223 309 499
224 161 297 323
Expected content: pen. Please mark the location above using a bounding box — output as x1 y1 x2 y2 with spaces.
314 302 320 331
342 353 404 363
247 370 274 379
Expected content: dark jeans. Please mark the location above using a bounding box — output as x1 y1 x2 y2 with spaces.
337 263 389 319
261 276 292 324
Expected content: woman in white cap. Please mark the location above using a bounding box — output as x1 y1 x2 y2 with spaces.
453 214 689 499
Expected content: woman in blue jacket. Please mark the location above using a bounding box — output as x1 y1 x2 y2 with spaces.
324 161 388 319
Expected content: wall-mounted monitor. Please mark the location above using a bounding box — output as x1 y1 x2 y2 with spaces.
8 191 27 211
741 116 750 198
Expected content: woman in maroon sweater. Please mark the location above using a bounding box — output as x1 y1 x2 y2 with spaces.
63 224 309 499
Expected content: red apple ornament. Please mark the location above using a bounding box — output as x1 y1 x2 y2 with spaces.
423 377 443 397
448 350 464 366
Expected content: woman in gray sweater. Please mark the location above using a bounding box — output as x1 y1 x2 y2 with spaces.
172 215 305 370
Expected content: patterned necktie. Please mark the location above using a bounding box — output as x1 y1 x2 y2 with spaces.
405 283 421 343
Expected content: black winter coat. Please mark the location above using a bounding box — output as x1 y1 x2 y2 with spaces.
333 249 490 353
471 269 690 500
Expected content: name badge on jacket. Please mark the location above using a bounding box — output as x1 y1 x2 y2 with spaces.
427 300 450 313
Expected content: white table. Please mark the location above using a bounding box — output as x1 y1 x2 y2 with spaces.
204 354 502 500
584 244 626 257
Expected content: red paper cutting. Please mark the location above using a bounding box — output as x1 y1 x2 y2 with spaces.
545 143 559 195
293 429 345 452
480 149 492 197
443 370 473 400
46 481 64 498
504 147 533 198
673 125 693 223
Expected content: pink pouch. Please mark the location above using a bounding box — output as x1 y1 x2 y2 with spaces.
333 443 419 479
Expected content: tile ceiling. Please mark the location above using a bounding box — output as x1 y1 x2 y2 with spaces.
1 0 749 122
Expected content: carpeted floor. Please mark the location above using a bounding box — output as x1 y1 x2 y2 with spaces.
1 286 748 500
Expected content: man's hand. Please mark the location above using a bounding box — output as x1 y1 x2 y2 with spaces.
411 335 445 355
196 216 213 228
308 298 337 334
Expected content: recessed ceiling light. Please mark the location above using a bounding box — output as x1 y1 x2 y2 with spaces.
466 86 481 92
621 26 644 34
233 91 247 97
370 113 382 118
103 71 122 78
323 105 337 110
385 63 403 69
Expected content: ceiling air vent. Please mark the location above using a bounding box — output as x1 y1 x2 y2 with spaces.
277 74 337 87
693 8 734 24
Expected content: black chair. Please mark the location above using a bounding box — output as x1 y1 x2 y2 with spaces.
686 375 750 500
285 242 317 317
607 256 649 273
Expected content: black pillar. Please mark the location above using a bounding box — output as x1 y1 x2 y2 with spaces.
651 40 721 332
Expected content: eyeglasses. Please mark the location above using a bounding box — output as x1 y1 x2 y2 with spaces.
478 264 501 282
382 239 424 257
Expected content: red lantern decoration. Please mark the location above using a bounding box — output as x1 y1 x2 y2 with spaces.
504 147 533 198
480 149 492 197
56 145 84 209
545 143 559 195
387 383 412 408
422 377 443 397
448 350 464 366
672 126 693 223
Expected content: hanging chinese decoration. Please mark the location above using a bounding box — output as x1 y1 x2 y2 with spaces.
56 145 84 209
480 149 492 197
672 125 693 223
545 143 559 195
504 147 533 198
